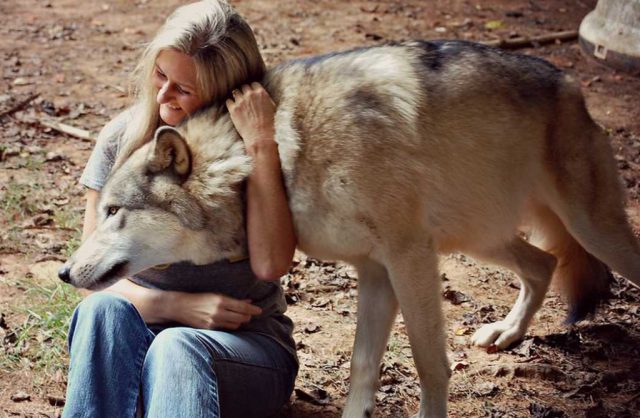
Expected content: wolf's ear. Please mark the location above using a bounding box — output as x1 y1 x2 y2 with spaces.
147 126 192 180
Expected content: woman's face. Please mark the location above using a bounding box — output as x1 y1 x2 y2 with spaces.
152 49 206 126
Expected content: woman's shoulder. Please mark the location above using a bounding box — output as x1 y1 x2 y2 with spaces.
96 107 136 148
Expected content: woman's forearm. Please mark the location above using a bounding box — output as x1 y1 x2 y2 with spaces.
102 279 179 324
245 141 296 280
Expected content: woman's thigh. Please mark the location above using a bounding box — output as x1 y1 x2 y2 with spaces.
146 327 297 418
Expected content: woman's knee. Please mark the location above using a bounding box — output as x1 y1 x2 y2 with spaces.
68 292 145 346
143 328 214 376
73 292 137 322
145 328 203 361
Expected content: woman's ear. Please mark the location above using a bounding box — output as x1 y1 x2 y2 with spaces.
147 126 192 180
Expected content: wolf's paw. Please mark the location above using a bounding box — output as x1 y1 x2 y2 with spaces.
471 321 525 349
342 396 374 418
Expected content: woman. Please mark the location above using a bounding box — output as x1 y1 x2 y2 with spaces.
63 1 298 417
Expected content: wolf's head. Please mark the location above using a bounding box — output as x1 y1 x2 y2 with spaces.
59 107 253 289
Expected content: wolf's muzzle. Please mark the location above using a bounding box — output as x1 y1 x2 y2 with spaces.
58 264 71 283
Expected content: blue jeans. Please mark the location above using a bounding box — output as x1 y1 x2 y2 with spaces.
63 292 297 418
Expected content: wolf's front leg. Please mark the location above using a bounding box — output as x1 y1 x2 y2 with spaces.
383 236 449 418
343 259 399 418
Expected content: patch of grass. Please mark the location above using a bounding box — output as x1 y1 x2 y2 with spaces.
63 233 82 257
1 278 82 377
22 155 44 171
54 206 82 230
0 181 41 222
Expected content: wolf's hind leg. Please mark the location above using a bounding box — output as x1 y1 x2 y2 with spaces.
343 259 398 418
470 237 557 349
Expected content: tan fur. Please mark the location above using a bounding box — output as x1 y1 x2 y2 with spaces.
62 41 640 418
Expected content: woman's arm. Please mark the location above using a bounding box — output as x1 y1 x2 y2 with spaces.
81 188 100 242
80 189 261 328
227 82 297 281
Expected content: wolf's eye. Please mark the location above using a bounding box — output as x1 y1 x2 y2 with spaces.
107 206 120 217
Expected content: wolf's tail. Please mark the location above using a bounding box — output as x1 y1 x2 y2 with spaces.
533 80 640 322
529 205 612 323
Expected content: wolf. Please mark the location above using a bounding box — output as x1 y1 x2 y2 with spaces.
59 40 640 418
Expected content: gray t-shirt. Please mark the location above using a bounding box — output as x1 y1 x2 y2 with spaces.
80 110 297 360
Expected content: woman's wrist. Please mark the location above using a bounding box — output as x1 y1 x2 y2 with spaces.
245 138 278 157
157 290 183 323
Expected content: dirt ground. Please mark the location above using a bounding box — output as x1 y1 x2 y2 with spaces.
1 0 640 417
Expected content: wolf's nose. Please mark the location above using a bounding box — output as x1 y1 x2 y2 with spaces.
58 265 71 283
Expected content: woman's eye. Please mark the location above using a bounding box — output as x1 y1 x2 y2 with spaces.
107 206 120 217
177 86 191 95
155 68 166 79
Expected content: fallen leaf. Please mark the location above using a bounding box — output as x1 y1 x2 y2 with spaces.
455 327 470 336
294 388 331 405
452 361 469 372
53 196 70 206
443 288 470 305
365 33 383 41
511 337 535 357
311 297 330 308
485 20 504 30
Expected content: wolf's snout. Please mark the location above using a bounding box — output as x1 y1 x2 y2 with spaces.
58 264 71 284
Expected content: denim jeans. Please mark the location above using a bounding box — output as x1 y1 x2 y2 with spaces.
62 292 297 418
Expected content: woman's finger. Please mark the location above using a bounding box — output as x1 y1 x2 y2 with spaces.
223 297 262 316
218 321 242 330
217 310 251 325
242 84 252 94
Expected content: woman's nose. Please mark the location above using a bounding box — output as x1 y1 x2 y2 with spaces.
157 82 171 104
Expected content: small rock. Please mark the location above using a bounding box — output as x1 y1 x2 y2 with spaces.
45 152 64 162
47 394 65 407
12 77 32 86
529 402 567 417
11 391 31 402
474 382 498 397
303 323 321 334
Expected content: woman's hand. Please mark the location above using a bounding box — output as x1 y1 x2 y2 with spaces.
172 292 263 330
226 82 276 155
225 81 296 281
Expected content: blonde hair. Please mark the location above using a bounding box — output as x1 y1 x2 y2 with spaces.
114 0 265 168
